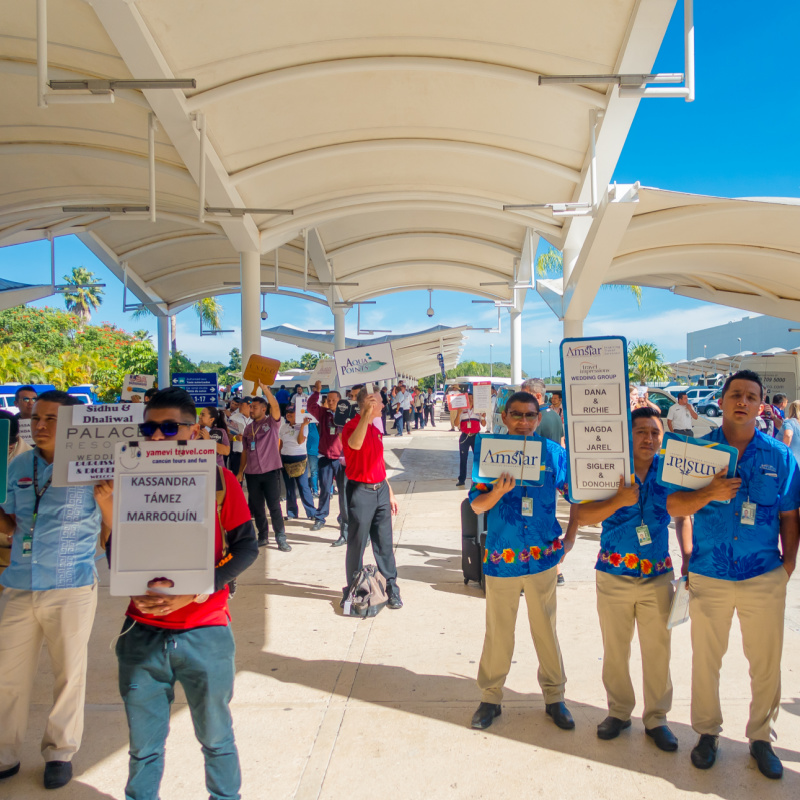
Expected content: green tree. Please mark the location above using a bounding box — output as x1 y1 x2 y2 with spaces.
131 297 223 355
133 329 152 342
280 358 302 370
300 351 323 370
628 341 671 385
536 247 642 305
228 347 242 372
61 267 104 324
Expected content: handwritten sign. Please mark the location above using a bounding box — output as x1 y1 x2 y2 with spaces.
333 342 396 388
243 354 281 386
448 393 468 410
561 337 632 501
472 433 544 486
657 432 737 491
121 374 154 401
472 382 493 415
110 440 217 596
53 404 145 487
17 418 34 446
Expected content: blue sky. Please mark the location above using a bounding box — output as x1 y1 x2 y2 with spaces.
1 1 796 375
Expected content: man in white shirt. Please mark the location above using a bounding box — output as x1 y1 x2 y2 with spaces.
227 398 251 478
666 392 697 437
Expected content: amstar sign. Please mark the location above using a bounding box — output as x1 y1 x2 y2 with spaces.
472 434 544 485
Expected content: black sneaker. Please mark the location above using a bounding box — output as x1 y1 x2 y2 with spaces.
257 536 268 548
277 539 292 552
0 763 20 780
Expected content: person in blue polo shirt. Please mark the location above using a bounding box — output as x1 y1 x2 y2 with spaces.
576 407 692 751
0 391 113 790
667 369 800 780
468 391 576 732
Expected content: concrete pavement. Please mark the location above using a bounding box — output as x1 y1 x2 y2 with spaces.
3 425 799 799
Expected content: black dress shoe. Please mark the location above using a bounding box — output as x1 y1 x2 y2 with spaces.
257 536 268 548
646 725 678 752
310 520 325 531
471 702 501 729
545 702 575 730
455 481 466 487
387 589 403 609
44 760 73 790
331 536 346 547
0 763 20 780
690 734 718 769
750 740 783 779
277 540 292 552
597 716 631 740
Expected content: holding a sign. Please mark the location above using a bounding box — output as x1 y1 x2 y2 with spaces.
243 354 281 387
333 342 396 388
561 337 633 502
657 432 737 492
472 434 544 486
121 374 154 402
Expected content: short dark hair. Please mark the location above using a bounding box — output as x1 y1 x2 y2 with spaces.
144 387 196 419
327 390 341 402
504 390 539 414
721 369 764 400
550 390 562 398
14 385 36 401
631 406 662 424
250 396 267 407
0 409 19 443
773 393 787 404
143 387 158 402
676 391 687 400
36 390 82 406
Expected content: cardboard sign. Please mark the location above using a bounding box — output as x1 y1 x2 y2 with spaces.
121 374 154 401
243 354 281 386
53 403 145 487
109 439 217 596
333 342 396 388
472 433 544 486
561 337 633 501
472 382 493 415
172 373 219 406
17 418 34 446
309 358 337 384
656 432 737 491
0 418 9 503
448 393 468 410
333 398 357 427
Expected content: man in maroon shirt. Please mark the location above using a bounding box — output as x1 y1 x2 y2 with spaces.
308 380 348 544
237 383 291 551
342 387 402 609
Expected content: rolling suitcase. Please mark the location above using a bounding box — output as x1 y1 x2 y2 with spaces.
460 497 484 586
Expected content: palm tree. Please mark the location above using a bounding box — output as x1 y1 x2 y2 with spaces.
628 341 672 385
536 247 642 305
133 329 152 342
61 267 104 325
131 297 223 354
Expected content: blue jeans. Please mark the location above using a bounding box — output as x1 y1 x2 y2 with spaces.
316 456 347 527
116 621 241 800
307 454 319 493
282 456 316 519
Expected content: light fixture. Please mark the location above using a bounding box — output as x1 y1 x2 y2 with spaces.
49 79 197 92
205 207 294 216
426 289 434 318
261 294 268 321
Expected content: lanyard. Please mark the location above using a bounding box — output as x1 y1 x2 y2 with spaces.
31 452 52 535
637 477 648 525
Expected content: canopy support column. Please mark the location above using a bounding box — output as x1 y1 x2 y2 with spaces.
509 309 522 385
562 246 584 340
157 314 170 390
240 251 261 394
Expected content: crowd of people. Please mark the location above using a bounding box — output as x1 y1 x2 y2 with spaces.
0 368 797 795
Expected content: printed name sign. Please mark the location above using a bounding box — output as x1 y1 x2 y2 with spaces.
448 393 468 410
121 374 154 401
333 342 396 388
472 434 544 486
656 432 737 491
561 337 633 501
242 354 281 386
110 440 217 596
53 403 145 487
17 418 34 446
472 382 493 415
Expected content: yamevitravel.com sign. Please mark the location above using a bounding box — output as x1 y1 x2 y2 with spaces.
333 342 397 388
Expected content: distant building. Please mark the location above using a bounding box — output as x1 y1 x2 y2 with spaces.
687 315 800 359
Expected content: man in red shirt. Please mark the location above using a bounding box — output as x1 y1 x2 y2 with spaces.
115 387 258 800
308 380 348 544
342 387 402 609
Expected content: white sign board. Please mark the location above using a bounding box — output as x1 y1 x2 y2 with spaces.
110 439 217 596
309 358 337 385
17 418 34 446
53 404 145 487
121 374 155 401
472 382 493 415
448 393 468 410
333 342 397 388
472 434 544 486
561 337 632 501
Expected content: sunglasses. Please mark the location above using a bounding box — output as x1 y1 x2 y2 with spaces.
139 420 193 437
508 411 538 421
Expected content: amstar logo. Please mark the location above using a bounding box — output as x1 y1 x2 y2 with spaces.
665 454 718 478
566 345 601 358
482 448 539 467
339 352 388 376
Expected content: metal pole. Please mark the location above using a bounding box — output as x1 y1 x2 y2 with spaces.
240 251 261 394
197 113 206 223
685 0 695 102
509 310 522 384
148 113 157 222
540 349 543 377
157 315 170 389
37 0 48 108
548 340 552 380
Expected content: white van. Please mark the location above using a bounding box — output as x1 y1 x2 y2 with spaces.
734 351 800 401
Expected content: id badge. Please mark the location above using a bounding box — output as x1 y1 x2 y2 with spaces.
250 439 256 451
636 524 652 545
22 531 32 557
330 425 336 435
741 501 757 526
521 497 533 517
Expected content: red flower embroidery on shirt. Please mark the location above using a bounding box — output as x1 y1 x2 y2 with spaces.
552 538 563 550
623 553 639 570
609 552 623 567
640 559 653 575
502 548 515 564
530 546 542 560
665 556 673 569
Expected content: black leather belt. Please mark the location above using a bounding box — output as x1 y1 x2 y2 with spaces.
351 479 385 491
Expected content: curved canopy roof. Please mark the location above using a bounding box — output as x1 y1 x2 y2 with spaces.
0 0 677 314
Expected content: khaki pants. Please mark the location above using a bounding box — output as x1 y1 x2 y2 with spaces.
0 584 98 767
477 568 566 704
689 566 788 742
596 570 674 728
449 409 459 429
0 545 10 594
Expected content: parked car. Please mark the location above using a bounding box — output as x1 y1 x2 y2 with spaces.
683 386 718 405
697 390 722 417
646 388 721 437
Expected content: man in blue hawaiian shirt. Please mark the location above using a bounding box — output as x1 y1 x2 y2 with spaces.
576 407 692 751
468 391 575 731
667 370 800 780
